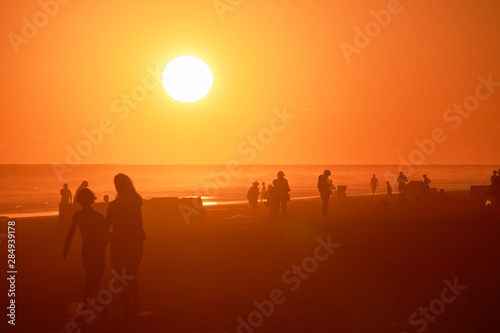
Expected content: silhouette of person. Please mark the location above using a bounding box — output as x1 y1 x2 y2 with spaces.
247 181 260 214
423 174 431 187
103 195 110 204
60 184 72 205
260 182 267 203
106 174 146 317
491 170 499 184
488 169 500 208
63 188 111 316
370 174 379 195
386 181 392 196
396 172 408 194
74 181 89 202
318 170 332 220
264 184 273 209
59 184 73 230
273 171 291 220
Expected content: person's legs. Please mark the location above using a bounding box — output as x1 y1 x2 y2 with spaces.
281 200 287 219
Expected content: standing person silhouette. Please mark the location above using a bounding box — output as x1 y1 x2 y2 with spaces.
274 171 291 221
396 172 408 195
60 184 72 204
74 181 89 202
247 181 260 214
59 184 73 230
491 170 499 184
370 174 379 195
260 182 267 203
317 170 332 220
106 174 146 317
74 181 89 211
386 181 393 196
264 184 273 209
63 188 111 317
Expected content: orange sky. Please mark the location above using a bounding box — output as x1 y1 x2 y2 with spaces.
1 0 499 165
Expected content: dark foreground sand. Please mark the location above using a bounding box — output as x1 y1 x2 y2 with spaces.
1 192 500 333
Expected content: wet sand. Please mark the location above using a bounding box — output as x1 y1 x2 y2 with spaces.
2 191 499 332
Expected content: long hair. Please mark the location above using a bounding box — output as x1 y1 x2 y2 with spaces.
114 174 140 200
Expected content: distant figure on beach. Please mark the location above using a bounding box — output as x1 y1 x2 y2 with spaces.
264 184 273 209
59 184 73 229
318 170 332 220
423 174 431 190
60 184 72 204
103 195 110 204
386 181 392 196
260 182 267 203
74 181 89 203
397 172 408 194
269 180 279 219
63 188 111 316
487 170 500 208
370 175 379 195
247 181 260 214
273 171 291 220
106 174 146 317
491 170 499 184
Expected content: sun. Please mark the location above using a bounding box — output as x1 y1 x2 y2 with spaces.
162 56 213 103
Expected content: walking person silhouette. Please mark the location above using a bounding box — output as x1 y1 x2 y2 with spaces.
106 174 146 317
63 188 111 317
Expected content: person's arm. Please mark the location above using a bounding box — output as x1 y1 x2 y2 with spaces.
63 216 78 261
69 191 73 204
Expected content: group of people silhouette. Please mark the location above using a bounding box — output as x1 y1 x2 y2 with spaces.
61 174 146 320
247 171 291 220
247 170 439 220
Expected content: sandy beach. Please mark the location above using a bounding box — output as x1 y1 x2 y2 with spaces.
1 191 499 332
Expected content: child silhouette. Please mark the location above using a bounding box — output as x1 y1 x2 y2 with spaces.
64 188 111 316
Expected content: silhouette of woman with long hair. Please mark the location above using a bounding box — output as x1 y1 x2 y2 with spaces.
64 188 110 317
106 174 146 317
274 171 291 220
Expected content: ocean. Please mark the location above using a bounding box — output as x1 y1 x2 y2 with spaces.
0 164 496 217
